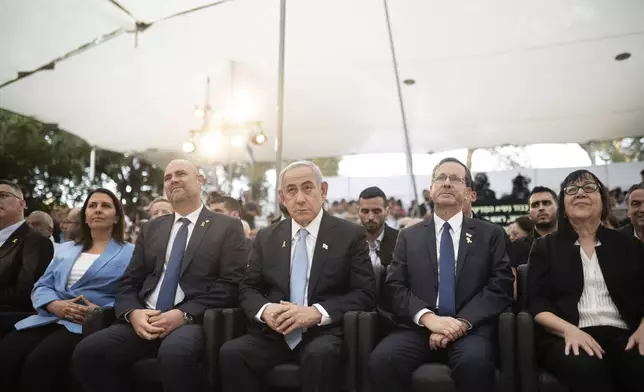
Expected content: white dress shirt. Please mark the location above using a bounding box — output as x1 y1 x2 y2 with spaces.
255 208 331 325
145 205 203 310
576 240 628 330
0 220 25 247
413 212 463 326
368 229 386 268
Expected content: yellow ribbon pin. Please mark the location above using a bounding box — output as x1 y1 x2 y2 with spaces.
200 220 210 227
12 239 18 244
282 241 286 248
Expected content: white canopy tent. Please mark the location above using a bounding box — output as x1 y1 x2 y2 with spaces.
2 0 644 161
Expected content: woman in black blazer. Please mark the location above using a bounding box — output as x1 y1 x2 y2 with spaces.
527 169 644 392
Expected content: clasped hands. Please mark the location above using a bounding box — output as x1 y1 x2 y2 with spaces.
46 295 100 324
419 313 469 350
129 309 185 340
261 301 322 335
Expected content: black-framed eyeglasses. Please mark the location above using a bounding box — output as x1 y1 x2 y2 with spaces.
0 191 22 201
433 174 465 185
563 182 599 196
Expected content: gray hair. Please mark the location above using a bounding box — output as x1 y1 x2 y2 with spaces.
278 160 323 190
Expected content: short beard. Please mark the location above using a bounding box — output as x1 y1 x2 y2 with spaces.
364 222 384 235
535 219 556 231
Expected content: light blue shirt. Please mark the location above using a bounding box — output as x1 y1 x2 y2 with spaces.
0 220 25 247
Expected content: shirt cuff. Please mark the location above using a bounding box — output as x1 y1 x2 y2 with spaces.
312 304 332 326
413 309 433 327
457 318 473 330
124 310 133 323
255 303 270 323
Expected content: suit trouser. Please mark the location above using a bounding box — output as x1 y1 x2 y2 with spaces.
72 322 204 392
0 323 82 392
538 326 644 392
219 331 343 392
369 328 496 392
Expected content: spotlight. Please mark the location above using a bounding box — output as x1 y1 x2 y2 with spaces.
182 141 195 153
251 131 267 145
615 52 631 61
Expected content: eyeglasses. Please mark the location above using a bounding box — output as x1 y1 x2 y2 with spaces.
0 191 22 200
433 174 465 185
563 182 599 196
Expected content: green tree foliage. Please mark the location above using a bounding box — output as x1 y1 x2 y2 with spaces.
579 137 644 165
0 109 164 219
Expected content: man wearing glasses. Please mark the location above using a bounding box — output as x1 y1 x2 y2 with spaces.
0 180 54 312
369 158 514 392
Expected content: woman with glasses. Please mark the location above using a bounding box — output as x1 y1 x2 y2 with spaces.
0 188 134 392
527 169 644 392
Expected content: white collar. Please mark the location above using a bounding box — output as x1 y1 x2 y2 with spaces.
173 205 204 226
635 229 641 241
291 208 324 240
434 211 463 233
376 227 385 243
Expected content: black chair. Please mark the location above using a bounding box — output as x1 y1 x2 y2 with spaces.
517 312 569 392
516 264 528 311
358 311 516 392
0 310 35 338
82 307 226 391
218 308 360 392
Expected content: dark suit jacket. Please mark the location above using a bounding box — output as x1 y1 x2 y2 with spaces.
240 211 376 336
0 222 54 311
386 216 514 338
375 225 399 269
527 226 644 336
115 208 248 321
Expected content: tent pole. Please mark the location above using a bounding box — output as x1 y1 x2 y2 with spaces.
274 0 287 213
89 147 96 182
383 0 420 215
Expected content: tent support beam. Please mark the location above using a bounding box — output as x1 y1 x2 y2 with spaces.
274 0 287 213
383 0 421 215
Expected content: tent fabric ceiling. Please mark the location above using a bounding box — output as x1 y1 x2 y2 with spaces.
1 0 644 163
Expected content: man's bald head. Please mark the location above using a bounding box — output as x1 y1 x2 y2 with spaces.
27 211 54 237
163 159 204 209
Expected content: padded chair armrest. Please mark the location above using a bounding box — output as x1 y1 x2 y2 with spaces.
203 308 229 390
357 311 379 392
517 311 538 392
497 311 516 392
222 308 246 341
343 311 360 392
82 307 115 338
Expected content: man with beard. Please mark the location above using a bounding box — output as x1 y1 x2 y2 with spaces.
619 183 644 242
513 186 558 265
358 187 399 269
73 159 247 392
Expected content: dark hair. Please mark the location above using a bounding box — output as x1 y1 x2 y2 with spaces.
513 216 534 233
208 195 242 214
358 186 387 204
432 158 473 187
529 186 558 204
626 182 644 203
0 179 23 198
557 170 610 233
602 214 620 229
79 188 126 250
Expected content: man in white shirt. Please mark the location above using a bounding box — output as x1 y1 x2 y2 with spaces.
368 158 514 392
219 160 376 392
73 160 247 392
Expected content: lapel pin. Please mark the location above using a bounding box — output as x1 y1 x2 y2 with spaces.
282 240 286 248
200 220 210 227
466 237 473 244
322 243 328 250
466 232 472 237
12 239 18 244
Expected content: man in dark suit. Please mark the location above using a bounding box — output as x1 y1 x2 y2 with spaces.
219 160 376 392
73 160 247 392
619 182 644 242
0 180 53 312
357 186 399 270
369 158 514 392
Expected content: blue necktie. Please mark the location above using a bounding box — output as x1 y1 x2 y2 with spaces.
156 218 190 312
285 228 309 349
438 222 456 316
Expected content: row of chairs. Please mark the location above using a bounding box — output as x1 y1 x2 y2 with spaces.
0 264 567 392
79 265 567 392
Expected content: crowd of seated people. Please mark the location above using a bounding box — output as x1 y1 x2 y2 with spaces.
0 160 642 392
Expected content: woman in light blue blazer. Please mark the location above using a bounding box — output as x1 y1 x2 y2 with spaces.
0 188 134 392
